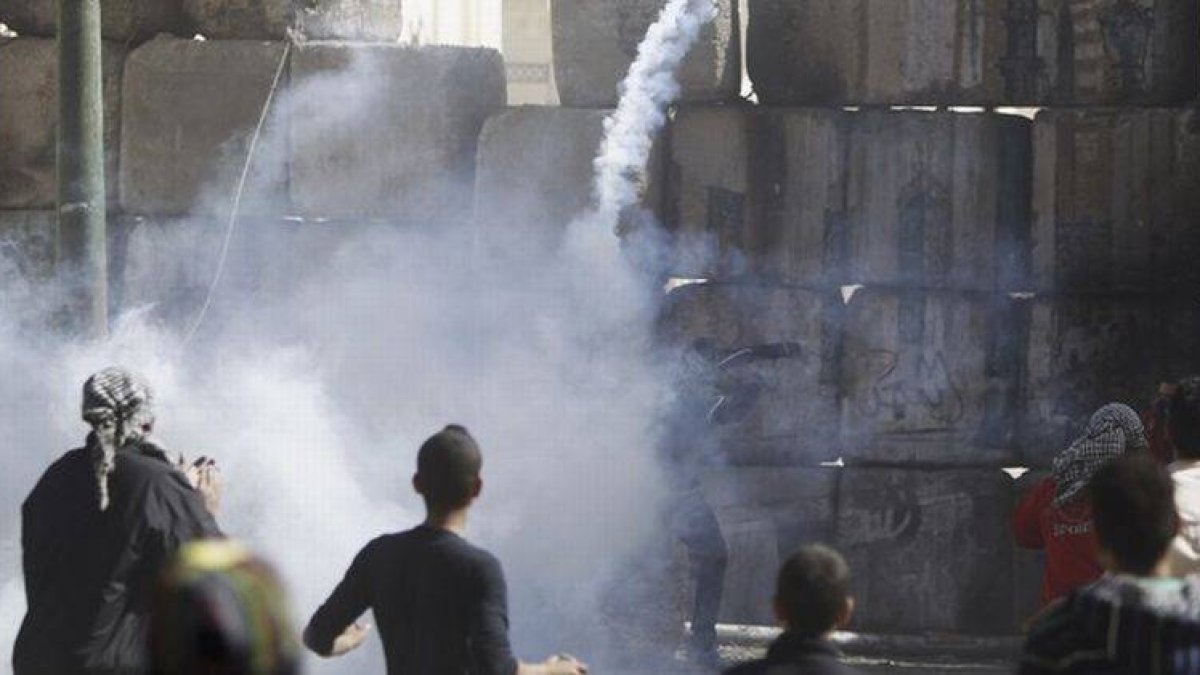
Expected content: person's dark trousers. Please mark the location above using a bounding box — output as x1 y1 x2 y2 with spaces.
672 487 729 650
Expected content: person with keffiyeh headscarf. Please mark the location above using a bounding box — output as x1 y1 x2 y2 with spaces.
13 367 223 675
1013 403 1149 612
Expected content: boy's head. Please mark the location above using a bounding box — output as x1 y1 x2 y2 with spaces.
774 545 854 638
1090 454 1179 575
414 425 483 512
1170 376 1200 460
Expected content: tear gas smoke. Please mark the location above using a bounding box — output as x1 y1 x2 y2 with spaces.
0 1 718 671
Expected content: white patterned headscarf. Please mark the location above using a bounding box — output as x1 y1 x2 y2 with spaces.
82 367 157 511
1052 403 1148 507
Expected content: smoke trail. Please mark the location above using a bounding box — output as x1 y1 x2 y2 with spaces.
585 0 718 234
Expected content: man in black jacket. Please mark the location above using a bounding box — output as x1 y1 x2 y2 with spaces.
13 367 222 675
724 545 862 675
303 424 586 675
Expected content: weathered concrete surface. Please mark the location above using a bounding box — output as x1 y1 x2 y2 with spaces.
1031 108 1200 293
748 0 1006 106
181 0 403 40
118 37 288 216
550 0 740 108
112 215 365 321
1018 296 1200 464
0 210 56 281
659 282 842 464
289 44 505 220
666 107 1031 289
0 0 185 42
747 0 1198 106
841 111 1031 290
0 38 125 209
835 468 1016 635
474 106 663 260
840 290 1021 465
700 467 839 625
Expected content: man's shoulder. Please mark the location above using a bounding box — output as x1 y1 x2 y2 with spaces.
1020 593 1109 674
25 448 89 503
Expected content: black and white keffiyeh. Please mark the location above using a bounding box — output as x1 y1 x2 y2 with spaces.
1052 403 1149 507
81 367 162 510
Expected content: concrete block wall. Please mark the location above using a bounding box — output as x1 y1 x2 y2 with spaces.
0 0 508 320
493 0 1197 638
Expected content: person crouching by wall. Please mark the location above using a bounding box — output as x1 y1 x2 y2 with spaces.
149 540 299 675
723 545 862 675
1013 403 1148 610
1020 454 1200 674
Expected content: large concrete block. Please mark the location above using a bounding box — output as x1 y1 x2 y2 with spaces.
289 44 505 220
747 0 1199 106
112 215 364 321
700 467 839 625
0 0 185 43
748 0 1006 106
181 0 403 40
1031 108 1200 293
1018 296 1200 464
835 468 1016 635
658 282 842 464
550 0 740 108
0 211 56 281
119 37 288 216
840 289 1021 465
474 106 663 260
666 107 1032 289
0 38 125 209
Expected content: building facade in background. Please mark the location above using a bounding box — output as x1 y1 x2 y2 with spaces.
404 0 556 104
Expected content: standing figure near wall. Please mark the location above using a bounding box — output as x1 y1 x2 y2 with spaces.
662 336 802 667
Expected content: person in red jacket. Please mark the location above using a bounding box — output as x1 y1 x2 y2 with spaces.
1013 403 1148 609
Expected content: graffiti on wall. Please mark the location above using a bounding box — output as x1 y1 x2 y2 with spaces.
856 349 966 427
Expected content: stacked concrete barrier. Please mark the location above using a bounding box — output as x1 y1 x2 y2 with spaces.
666 107 1033 289
119 37 289 216
474 106 664 260
0 38 125 209
652 0 1200 639
289 44 505 221
747 0 1199 106
550 0 741 108
181 0 403 41
0 0 186 44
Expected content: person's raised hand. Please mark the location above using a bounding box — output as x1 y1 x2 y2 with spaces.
188 457 222 517
545 654 588 675
330 623 371 656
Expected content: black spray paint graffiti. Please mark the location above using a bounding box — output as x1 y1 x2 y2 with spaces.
840 484 923 547
857 350 966 426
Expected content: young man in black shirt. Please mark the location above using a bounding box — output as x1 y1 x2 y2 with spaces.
304 425 587 675
724 545 862 675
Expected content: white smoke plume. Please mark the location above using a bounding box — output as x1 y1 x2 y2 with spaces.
587 0 718 232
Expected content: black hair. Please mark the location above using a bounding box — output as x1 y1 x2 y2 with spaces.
1090 454 1178 575
1170 377 1200 460
416 425 482 510
775 544 851 638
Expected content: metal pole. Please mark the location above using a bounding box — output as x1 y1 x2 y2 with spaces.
57 0 108 339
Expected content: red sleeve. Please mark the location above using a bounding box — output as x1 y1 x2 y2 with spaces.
1013 478 1055 549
